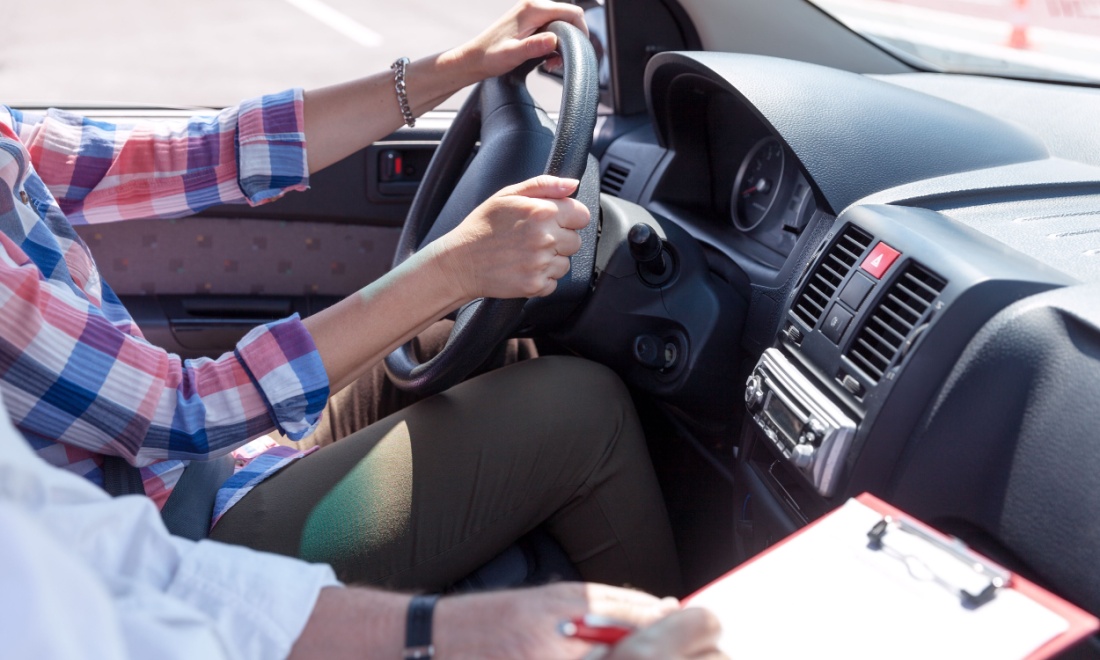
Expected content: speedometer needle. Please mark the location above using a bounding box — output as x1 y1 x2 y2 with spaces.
742 178 770 198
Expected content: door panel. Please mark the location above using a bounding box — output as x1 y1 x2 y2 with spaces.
77 217 399 297
78 123 450 358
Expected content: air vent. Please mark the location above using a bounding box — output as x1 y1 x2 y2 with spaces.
600 162 631 196
792 225 873 329
847 262 946 383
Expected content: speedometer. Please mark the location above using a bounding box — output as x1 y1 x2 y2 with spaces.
732 136 786 231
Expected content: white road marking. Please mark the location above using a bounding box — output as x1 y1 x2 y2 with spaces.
281 0 384 48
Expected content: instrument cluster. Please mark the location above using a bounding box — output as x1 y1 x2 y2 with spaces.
731 136 816 257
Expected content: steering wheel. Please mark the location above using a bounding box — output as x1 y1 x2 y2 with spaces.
384 21 600 396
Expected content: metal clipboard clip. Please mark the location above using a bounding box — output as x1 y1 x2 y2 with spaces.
867 515 1011 609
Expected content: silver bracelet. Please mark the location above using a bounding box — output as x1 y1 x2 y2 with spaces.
391 57 416 128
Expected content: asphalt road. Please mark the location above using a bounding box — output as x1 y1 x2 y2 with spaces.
1 0 564 110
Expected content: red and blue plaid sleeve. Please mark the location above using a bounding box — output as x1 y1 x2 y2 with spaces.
0 232 329 465
7 89 309 224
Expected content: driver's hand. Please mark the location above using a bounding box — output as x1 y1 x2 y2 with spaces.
429 175 589 301
449 0 589 80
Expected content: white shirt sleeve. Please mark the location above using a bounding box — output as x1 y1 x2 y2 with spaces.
0 395 341 660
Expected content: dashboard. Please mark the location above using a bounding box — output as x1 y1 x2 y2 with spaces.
594 51 1100 620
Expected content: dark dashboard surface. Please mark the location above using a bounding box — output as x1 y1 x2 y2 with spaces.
597 50 1100 621
616 52 1100 288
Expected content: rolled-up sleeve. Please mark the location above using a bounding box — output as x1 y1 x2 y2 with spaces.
235 90 310 204
0 232 329 463
234 316 331 440
5 89 310 225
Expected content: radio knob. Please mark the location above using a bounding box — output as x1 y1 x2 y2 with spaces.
791 443 815 469
806 418 826 442
783 325 804 346
745 376 764 412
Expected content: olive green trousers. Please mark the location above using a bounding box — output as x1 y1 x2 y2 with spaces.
210 328 682 597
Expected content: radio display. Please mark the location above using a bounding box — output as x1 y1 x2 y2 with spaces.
764 392 803 446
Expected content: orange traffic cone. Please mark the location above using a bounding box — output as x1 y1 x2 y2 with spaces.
1007 0 1031 49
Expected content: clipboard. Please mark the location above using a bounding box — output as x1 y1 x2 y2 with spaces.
684 493 1098 659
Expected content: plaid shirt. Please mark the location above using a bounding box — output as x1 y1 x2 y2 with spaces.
0 89 329 525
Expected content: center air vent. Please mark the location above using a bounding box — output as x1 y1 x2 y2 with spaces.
847 262 946 383
600 162 631 196
792 225 873 329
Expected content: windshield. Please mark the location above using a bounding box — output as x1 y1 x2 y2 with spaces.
810 0 1100 84
2 0 561 110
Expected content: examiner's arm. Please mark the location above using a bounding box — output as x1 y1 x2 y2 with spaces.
0 391 339 660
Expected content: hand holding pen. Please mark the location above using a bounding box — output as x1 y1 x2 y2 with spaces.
561 609 728 659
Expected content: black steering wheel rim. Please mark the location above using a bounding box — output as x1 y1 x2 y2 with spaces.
383 21 600 396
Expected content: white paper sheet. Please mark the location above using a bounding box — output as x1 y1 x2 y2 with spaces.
687 499 1069 659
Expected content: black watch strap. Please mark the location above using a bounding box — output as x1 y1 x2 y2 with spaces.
404 594 440 659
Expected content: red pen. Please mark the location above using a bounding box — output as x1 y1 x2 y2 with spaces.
558 614 635 645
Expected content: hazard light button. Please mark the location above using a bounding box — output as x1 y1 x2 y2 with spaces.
860 242 901 279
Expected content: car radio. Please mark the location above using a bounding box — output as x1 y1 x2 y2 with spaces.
745 348 856 497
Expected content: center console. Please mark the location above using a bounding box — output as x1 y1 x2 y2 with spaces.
734 204 1075 548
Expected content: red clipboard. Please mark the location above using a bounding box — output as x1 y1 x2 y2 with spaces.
684 493 1098 659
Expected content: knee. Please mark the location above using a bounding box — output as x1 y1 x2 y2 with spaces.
446 355 645 463
519 356 644 453
522 355 634 414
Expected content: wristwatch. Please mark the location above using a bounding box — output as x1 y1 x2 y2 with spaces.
404 594 440 659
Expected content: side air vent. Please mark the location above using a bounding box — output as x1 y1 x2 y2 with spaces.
847 262 946 383
600 162 631 196
792 225 873 329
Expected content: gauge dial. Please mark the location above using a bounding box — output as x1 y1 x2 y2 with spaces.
733 137 786 231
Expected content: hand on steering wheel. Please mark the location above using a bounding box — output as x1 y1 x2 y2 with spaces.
452 0 589 80
384 20 600 396
427 175 589 301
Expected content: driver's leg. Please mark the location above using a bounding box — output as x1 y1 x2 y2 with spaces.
278 319 537 451
209 355 682 597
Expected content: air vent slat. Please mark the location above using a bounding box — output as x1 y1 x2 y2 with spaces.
843 233 873 253
795 303 821 320
901 275 941 301
807 282 831 300
862 329 902 357
855 337 892 366
894 283 930 306
801 300 825 316
834 246 860 263
821 264 844 281
829 251 856 266
884 294 922 322
850 348 886 380
790 225 873 329
600 163 631 196
869 317 908 344
846 261 946 384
